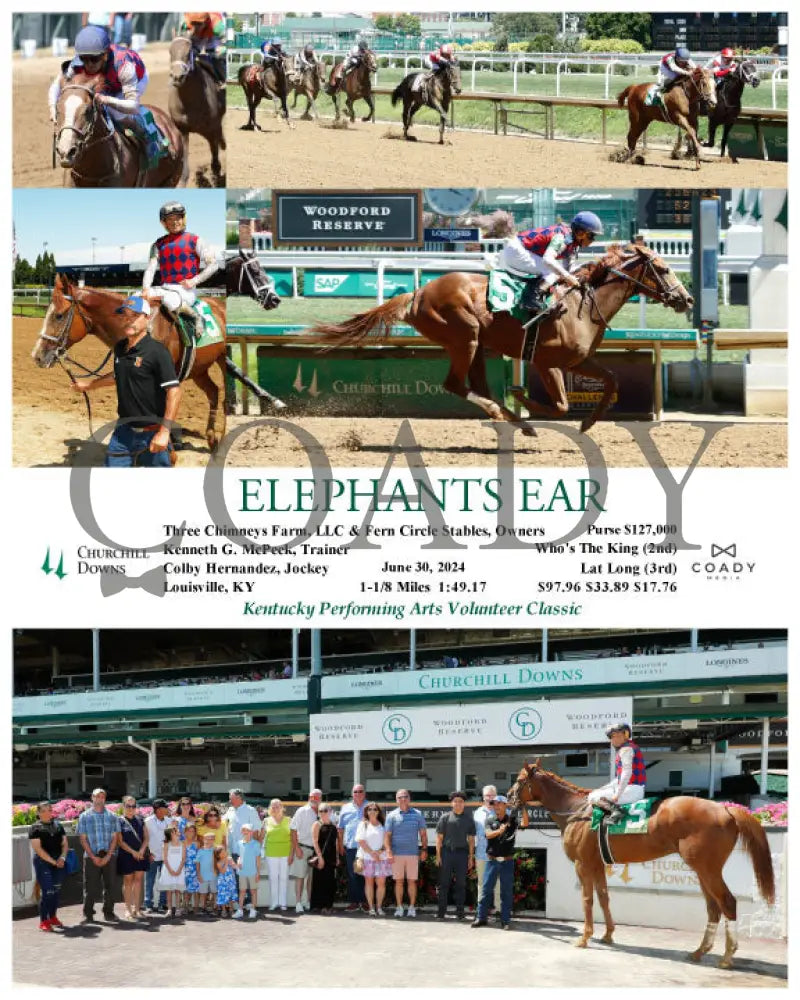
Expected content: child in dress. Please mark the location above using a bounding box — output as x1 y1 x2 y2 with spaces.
197 831 218 915
161 825 186 917
183 823 200 915
214 844 237 918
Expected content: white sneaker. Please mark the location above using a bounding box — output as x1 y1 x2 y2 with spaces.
295 902 304 914
248 907 257 919
377 907 385 916
406 906 417 918
232 909 244 920
394 905 404 918
280 906 288 911
369 908 377 916
269 904 278 912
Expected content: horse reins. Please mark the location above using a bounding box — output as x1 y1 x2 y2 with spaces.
237 255 274 302
55 82 120 185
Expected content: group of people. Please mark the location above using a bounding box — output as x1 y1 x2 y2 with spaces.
29 723 645 932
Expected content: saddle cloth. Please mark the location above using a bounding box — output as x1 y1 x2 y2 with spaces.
590 798 656 835
191 300 223 346
486 268 529 323
644 84 665 108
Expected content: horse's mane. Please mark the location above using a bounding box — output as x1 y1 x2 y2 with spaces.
575 243 646 286
529 766 590 798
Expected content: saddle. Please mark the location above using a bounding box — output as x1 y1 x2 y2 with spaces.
590 799 656 865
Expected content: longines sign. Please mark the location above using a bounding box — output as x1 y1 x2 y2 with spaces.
272 190 423 246
309 696 632 752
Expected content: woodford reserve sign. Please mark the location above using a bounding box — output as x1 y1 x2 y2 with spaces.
272 190 423 246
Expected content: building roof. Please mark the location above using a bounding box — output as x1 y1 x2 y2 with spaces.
279 16 372 32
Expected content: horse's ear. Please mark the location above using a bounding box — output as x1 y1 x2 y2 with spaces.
60 59 72 76
239 248 246 259
533 758 542 769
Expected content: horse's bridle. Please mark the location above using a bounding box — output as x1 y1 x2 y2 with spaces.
604 252 685 308
169 38 194 85
56 82 114 154
236 254 275 303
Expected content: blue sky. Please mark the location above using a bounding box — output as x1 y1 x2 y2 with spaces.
13 189 226 264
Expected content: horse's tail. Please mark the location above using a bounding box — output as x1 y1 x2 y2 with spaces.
391 78 408 107
617 86 633 108
309 293 413 349
729 807 776 905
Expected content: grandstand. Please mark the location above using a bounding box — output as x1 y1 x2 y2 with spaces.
12 628 787 805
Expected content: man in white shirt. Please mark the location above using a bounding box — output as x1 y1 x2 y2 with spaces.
143 798 170 912
224 788 264 908
289 789 321 913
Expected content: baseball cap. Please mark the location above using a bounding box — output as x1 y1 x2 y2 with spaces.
241 823 253 831
493 795 508 804
116 295 151 316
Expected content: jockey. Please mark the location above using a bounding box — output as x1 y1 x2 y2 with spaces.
658 46 697 92
48 25 161 164
142 202 220 343
294 43 318 74
260 36 285 66
337 38 369 83
705 46 737 83
499 210 604 313
427 43 455 73
588 723 647 823
182 12 227 85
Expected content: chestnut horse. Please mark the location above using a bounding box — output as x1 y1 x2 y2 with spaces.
508 761 775 968
616 68 717 169
310 244 693 436
31 275 226 450
168 35 226 186
54 69 184 187
237 60 290 129
326 49 378 123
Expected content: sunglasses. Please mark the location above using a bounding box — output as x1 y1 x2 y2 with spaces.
366 807 379 812
398 795 410 799
319 808 330 813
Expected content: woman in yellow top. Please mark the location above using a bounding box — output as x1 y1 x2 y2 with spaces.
195 805 228 847
264 798 292 911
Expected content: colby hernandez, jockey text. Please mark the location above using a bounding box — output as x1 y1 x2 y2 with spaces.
588 723 646 823
498 211 604 313
142 202 220 342
48 25 161 164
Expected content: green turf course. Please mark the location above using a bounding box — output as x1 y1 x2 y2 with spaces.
227 68 786 144
227 295 750 362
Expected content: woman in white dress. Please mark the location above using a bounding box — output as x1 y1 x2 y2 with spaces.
356 802 393 916
160 825 186 917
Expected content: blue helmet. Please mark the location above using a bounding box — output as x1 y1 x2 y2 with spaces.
75 25 110 57
271 36 283 47
675 46 691 61
571 211 604 236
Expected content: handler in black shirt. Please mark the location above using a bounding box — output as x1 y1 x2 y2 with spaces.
435 791 475 920
472 794 517 930
72 295 181 467
28 801 69 931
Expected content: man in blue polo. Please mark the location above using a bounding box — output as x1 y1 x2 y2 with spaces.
71 295 181 467
76 788 121 923
337 782 367 911
384 789 428 918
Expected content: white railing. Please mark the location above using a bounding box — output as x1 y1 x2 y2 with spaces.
771 66 788 109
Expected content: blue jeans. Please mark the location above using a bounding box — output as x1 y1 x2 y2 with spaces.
105 425 173 468
345 847 366 903
144 859 166 909
477 857 514 924
33 857 64 920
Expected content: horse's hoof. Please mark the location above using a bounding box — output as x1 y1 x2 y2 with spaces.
632 154 645 165
405 135 418 142
718 959 734 970
521 425 537 438
687 951 703 964
579 417 596 434
702 141 714 148
574 939 589 949
600 933 614 945
670 151 681 160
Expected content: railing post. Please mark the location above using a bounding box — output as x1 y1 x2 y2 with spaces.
556 59 566 97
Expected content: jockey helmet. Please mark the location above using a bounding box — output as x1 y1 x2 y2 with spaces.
571 211 604 236
605 722 632 738
441 43 454 57
675 46 691 62
271 37 283 47
160 201 186 221
304 44 314 55
75 25 111 57
357 39 368 51
185 13 209 24
721 47 734 59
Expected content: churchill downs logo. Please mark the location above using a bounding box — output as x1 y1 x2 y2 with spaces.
691 542 756 581
508 707 543 742
382 712 413 746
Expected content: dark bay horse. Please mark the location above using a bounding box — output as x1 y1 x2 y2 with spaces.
54 69 184 187
290 61 326 119
168 35 226 186
309 244 692 436
616 68 717 169
31 275 227 450
326 50 377 123
702 60 760 160
237 60 290 129
508 761 775 968
391 61 462 143
226 249 281 310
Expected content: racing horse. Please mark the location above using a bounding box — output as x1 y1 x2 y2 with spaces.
237 59 290 129
53 68 184 187
616 68 717 170
226 249 281 311
391 59 462 144
309 244 693 437
31 274 227 450
702 60 760 160
168 34 226 187
326 48 378 123
290 60 326 119
507 761 776 969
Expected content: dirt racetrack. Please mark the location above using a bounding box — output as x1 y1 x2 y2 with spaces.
226 114 787 189
12 44 223 188
219 414 786 468
13 316 224 467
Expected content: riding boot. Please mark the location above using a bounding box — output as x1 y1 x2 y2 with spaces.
118 112 163 168
520 279 546 315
